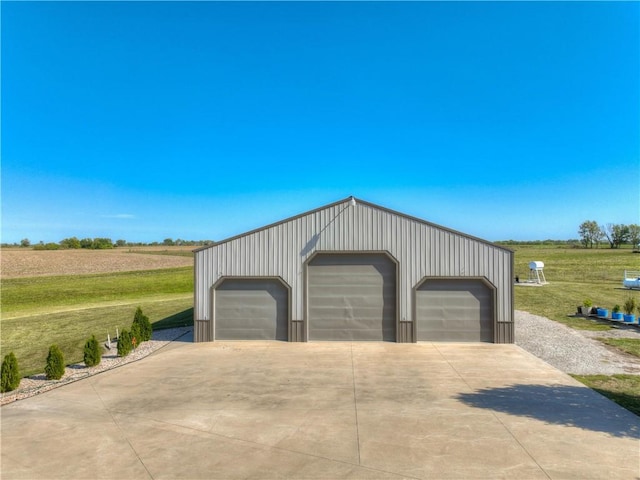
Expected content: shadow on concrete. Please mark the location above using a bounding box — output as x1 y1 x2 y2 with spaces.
171 328 193 343
457 384 640 439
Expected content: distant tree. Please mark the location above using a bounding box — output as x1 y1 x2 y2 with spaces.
59 237 81 249
629 224 640 249
80 238 94 249
614 224 631 248
33 242 60 250
115 239 127 247
20 238 30 248
163 238 174 246
602 223 630 249
92 238 114 249
601 224 611 248
578 220 601 248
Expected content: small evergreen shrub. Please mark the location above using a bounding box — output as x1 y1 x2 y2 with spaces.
117 329 133 357
83 335 102 367
45 345 65 380
1 352 21 393
130 323 141 349
132 307 152 342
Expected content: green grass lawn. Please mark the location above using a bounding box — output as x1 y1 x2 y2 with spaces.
571 374 640 417
1 266 194 377
1 296 193 377
511 244 637 284
513 246 640 331
597 338 640 357
581 338 640 416
2 266 193 316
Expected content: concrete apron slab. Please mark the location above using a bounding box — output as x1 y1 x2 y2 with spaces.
1 342 638 480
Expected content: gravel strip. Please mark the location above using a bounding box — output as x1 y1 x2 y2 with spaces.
0 327 192 406
515 310 640 375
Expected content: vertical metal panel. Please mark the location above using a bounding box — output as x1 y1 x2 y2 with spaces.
194 319 210 342
495 322 514 343
290 320 305 342
194 198 514 344
398 321 414 343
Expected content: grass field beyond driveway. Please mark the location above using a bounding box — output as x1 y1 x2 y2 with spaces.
1 251 194 377
2 267 192 316
513 246 640 331
1 296 193 377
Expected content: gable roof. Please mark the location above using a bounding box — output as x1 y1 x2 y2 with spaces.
193 196 511 253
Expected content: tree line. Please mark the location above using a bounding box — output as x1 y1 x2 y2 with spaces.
578 221 640 249
8 237 214 250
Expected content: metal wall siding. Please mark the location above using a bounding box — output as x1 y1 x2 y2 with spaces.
194 199 514 343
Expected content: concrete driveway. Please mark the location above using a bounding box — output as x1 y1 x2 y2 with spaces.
2 337 639 479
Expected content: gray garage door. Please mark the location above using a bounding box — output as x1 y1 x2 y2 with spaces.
308 254 396 341
416 279 493 342
215 279 288 340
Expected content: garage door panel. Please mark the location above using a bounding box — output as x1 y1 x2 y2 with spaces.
310 275 391 287
416 279 493 342
215 279 288 341
311 305 395 317
310 285 388 297
308 254 396 341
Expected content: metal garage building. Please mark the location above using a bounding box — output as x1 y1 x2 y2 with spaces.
193 197 514 343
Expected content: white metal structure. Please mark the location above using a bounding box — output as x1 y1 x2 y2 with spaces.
527 261 547 284
623 271 640 289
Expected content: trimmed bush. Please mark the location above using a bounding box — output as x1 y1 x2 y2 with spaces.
83 335 102 367
1 352 21 393
130 323 141 349
45 345 65 380
117 329 132 357
132 307 152 342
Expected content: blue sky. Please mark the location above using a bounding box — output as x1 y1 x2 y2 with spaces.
2 1 638 243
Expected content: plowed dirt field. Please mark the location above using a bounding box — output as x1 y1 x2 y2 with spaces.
1 248 193 278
